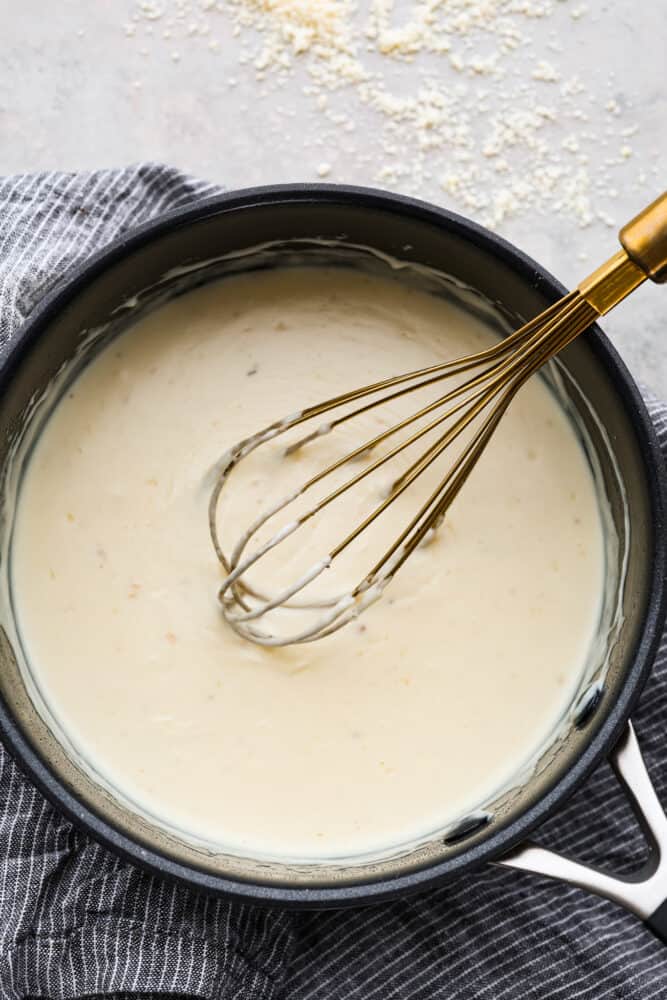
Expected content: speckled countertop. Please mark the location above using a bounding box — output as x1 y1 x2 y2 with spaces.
1 0 665 393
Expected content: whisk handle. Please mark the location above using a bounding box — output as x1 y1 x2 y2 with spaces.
620 191 667 284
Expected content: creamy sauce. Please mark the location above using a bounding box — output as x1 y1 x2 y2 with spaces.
9 268 605 860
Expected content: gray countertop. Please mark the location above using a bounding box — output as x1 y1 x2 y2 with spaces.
2 0 665 394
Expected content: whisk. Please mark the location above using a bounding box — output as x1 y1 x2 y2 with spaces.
210 192 667 647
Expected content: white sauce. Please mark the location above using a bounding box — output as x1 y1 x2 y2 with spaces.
9 267 605 861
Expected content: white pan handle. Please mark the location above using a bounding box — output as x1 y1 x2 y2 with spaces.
498 722 667 942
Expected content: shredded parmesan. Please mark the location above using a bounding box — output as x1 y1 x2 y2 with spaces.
125 0 651 230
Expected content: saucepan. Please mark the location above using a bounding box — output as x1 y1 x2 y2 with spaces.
1 185 666 938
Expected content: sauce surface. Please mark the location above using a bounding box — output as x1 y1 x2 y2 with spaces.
10 268 604 860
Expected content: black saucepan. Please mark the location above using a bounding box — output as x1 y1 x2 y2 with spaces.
0 185 666 936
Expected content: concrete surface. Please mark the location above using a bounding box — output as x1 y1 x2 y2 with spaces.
1 0 665 395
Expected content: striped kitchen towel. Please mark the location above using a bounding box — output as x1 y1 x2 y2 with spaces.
1 164 667 999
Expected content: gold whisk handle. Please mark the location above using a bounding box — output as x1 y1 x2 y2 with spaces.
577 250 645 316
577 191 667 316
620 191 667 284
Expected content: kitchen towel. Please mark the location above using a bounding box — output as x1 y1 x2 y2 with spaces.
1 164 667 1000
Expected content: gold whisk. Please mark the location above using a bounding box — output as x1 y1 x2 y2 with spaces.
209 192 667 647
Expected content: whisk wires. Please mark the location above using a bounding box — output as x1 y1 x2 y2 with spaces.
209 291 599 646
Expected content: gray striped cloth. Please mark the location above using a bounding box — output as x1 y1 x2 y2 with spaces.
1 164 666 999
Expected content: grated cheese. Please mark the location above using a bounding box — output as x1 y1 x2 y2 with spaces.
124 0 652 231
